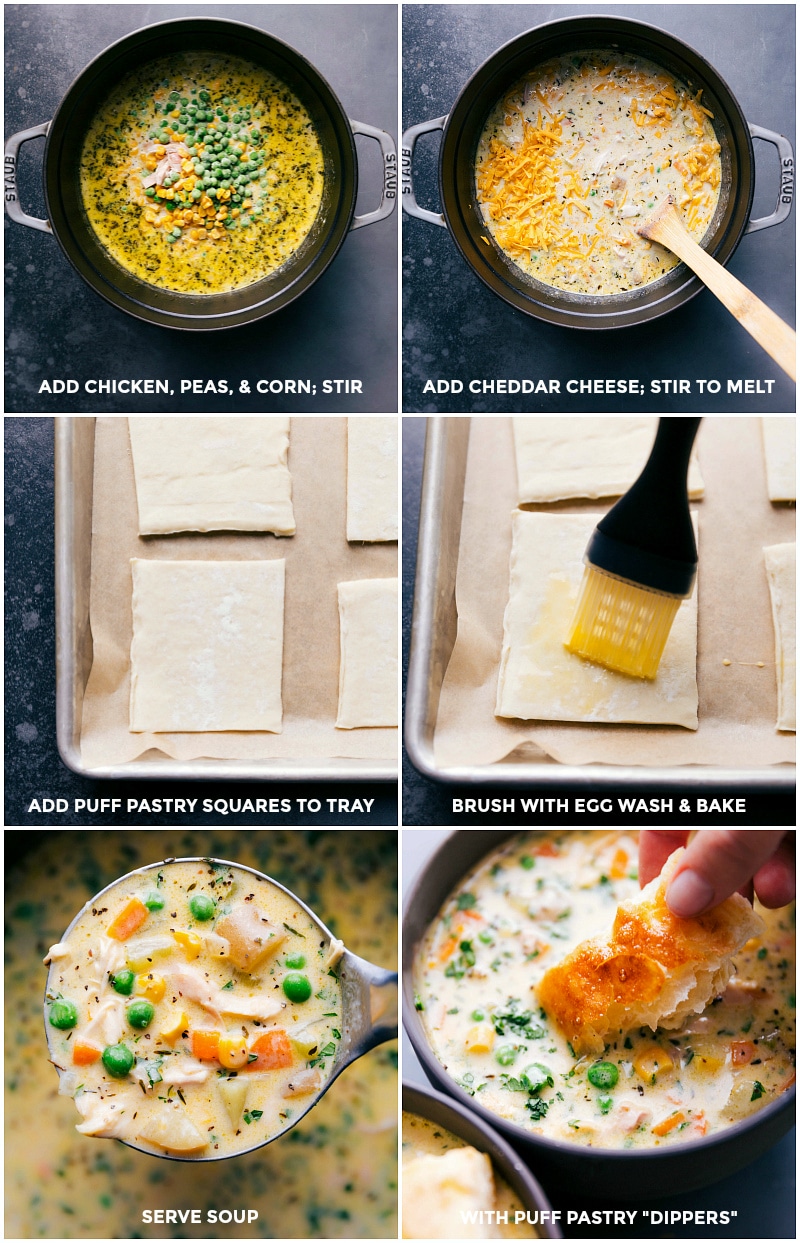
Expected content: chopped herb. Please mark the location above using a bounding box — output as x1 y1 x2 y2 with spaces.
751 1080 766 1101
456 892 477 910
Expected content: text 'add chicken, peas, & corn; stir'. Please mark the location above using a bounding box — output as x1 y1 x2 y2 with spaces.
6 832 397 1239
414 831 795 1149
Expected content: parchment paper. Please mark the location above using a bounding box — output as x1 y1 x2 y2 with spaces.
81 416 397 766
434 416 796 769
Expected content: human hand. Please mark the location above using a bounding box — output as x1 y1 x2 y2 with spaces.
639 830 795 917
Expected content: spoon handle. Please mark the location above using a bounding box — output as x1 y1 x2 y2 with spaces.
638 198 796 382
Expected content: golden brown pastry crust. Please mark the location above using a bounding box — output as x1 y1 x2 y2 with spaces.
537 849 764 1054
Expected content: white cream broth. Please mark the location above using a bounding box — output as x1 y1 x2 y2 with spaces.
402 1112 537 1238
414 831 795 1150
45 858 342 1159
475 51 722 294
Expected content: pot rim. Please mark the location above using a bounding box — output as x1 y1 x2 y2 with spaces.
403 829 796 1171
403 1079 564 1238
435 14 756 329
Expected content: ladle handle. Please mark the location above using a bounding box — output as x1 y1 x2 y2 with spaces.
337 951 398 1069
4 121 52 233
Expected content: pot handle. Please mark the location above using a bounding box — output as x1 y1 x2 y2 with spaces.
4 121 52 233
349 120 397 230
401 116 448 226
746 124 794 233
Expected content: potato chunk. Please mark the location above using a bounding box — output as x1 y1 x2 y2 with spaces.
215 905 286 972
137 1109 208 1152
217 1078 250 1128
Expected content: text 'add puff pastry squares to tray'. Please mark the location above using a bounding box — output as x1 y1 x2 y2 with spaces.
496 511 699 730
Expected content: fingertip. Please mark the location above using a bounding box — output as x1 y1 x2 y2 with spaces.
665 868 716 918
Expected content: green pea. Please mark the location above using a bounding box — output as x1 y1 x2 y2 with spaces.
283 973 312 1003
48 999 78 1029
588 1061 619 1090
285 954 306 970
127 999 155 1029
495 1044 517 1066
102 1043 134 1078
111 969 136 995
144 893 164 912
471 1009 486 1021
189 894 215 921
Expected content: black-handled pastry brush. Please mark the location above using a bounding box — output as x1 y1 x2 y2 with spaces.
564 417 702 680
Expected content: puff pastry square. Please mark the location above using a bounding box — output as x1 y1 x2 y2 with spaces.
761 418 796 502
336 579 398 728
130 559 285 733
346 417 398 541
128 416 295 535
764 542 796 731
537 848 764 1054
496 511 699 729
512 416 704 504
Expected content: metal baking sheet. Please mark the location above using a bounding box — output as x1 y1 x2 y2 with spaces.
55 418 396 781
404 417 793 789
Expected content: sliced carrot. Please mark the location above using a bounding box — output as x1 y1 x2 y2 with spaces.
72 1041 102 1065
192 1030 220 1062
250 1029 293 1070
691 1112 708 1136
652 1111 686 1136
106 897 148 942
534 841 560 858
437 936 458 963
461 908 484 922
610 848 629 879
730 1040 757 1066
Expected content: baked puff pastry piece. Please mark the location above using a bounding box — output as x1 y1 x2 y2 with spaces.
537 848 763 1055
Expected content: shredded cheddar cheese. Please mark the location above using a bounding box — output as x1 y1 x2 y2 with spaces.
475 50 722 294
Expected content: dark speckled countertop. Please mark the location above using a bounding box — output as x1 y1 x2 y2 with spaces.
4 417 399 826
4 5 397 414
402 4 796 413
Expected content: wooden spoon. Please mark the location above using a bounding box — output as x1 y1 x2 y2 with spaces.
637 196 796 382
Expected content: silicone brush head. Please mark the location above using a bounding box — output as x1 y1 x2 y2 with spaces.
564 418 701 680
566 566 682 680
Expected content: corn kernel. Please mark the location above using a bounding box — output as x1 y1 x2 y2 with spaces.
173 930 202 960
136 972 166 1002
218 1033 249 1069
464 1022 496 1054
158 1010 188 1043
634 1044 674 1082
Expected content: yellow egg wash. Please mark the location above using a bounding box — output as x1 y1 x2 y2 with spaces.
402 1112 538 1238
414 831 795 1150
6 831 397 1239
476 52 722 294
80 54 324 294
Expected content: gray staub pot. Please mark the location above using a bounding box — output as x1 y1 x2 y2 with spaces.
403 830 796 1201
5 18 396 330
402 15 793 329
403 1081 563 1238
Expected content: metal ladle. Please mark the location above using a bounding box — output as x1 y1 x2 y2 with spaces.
45 857 397 1161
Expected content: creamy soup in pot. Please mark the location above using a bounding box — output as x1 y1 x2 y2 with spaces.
475 51 722 294
414 831 795 1149
81 53 324 294
6 831 397 1239
402 1111 538 1238
45 858 343 1159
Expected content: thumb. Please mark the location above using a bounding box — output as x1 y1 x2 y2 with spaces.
666 830 788 916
